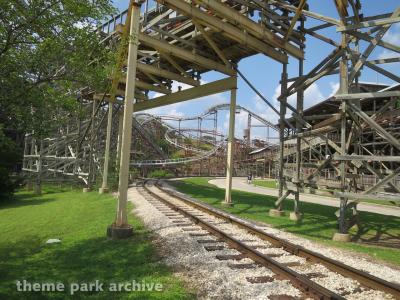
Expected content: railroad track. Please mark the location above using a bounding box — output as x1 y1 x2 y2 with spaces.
139 180 400 300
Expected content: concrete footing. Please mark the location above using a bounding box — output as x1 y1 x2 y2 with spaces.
221 201 233 207
332 232 351 242
269 209 285 217
107 224 133 239
26 182 33 191
82 188 91 193
99 187 109 194
34 184 42 195
289 212 303 221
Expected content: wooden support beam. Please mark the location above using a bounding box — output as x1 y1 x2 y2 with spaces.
337 16 400 32
133 77 236 112
363 167 400 194
364 61 400 83
139 33 235 75
367 57 400 65
346 29 400 54
197 0 303 59
335 90 400 99
266 0 341 25
137 63 200 86
157 0 288 63
119 77 171 94
347 102 400 151
348 8 400 83
284 0 307 42
193 21 229 66
333 154 400 162
160 51 189 76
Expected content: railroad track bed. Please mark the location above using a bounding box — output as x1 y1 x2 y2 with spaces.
129 182 400 300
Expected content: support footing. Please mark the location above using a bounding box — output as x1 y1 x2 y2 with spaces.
289 212 303 221
34 185 42 195
269 209 285 217
221 201 233 207
107 224 133 239
82 188 91 193
332 232 351 242
99 187 109 194
26 182 33 191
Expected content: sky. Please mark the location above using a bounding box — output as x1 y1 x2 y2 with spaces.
111 0 400 141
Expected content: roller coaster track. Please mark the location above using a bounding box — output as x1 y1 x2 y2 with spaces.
131 103 278 166
23 100 278 179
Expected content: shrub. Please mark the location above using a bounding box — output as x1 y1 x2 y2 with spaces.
0 128 22 199
147 169 174 178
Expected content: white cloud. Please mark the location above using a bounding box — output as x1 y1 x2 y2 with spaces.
382 23 400 45
271 82 325 113
377 23 400 63
328 81 340 97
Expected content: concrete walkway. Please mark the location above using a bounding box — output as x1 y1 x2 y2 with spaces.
208 177 400 217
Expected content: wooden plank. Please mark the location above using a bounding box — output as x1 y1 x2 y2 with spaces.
133 77 236 112
333 154 400 162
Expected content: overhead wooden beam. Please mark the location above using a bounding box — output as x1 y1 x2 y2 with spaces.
284 0 307 42
193 21 229 66
119 77 171 94
335 90 400 99
364 61 400 83
367 57 400 65
133 77 236 112
139 33 235 75
346 29 400 54
266 0 341 25
157 0 288 63
137 63 200 86
197 0 303 59
337 16 400 32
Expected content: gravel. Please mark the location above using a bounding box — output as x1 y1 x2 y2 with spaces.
128 185 398 300
129 187 302 300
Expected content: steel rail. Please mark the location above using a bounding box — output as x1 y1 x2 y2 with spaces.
143 181 344 300
153 181 400 299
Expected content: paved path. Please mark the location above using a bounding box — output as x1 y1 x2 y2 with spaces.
208 177 400 217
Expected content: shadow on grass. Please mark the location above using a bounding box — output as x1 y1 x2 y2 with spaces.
0 195 56 210
171 180 400 246
0 230 189 300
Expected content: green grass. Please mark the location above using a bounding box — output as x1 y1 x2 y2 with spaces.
0 185 192 300
253 179 277 189
170 178 400 266
255 180 398 207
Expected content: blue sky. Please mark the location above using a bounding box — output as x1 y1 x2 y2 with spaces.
112 0 400 141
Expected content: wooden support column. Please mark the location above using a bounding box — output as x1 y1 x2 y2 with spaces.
84 99 97 192
35 139 43 195
293 27 305 220
115 109 124 171
109 1 142 238
334 31 351 241
223 77 237 206
100 103 113 194
270 63 288 217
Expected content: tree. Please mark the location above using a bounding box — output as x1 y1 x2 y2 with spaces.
0 0 116 196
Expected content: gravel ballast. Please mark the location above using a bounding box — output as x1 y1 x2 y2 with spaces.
128 185 399 300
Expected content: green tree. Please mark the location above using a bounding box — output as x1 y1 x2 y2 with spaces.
0 0 116 196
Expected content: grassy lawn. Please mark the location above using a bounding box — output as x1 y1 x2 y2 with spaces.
253 179 277 189
0 186 192 300
170 178 400 266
